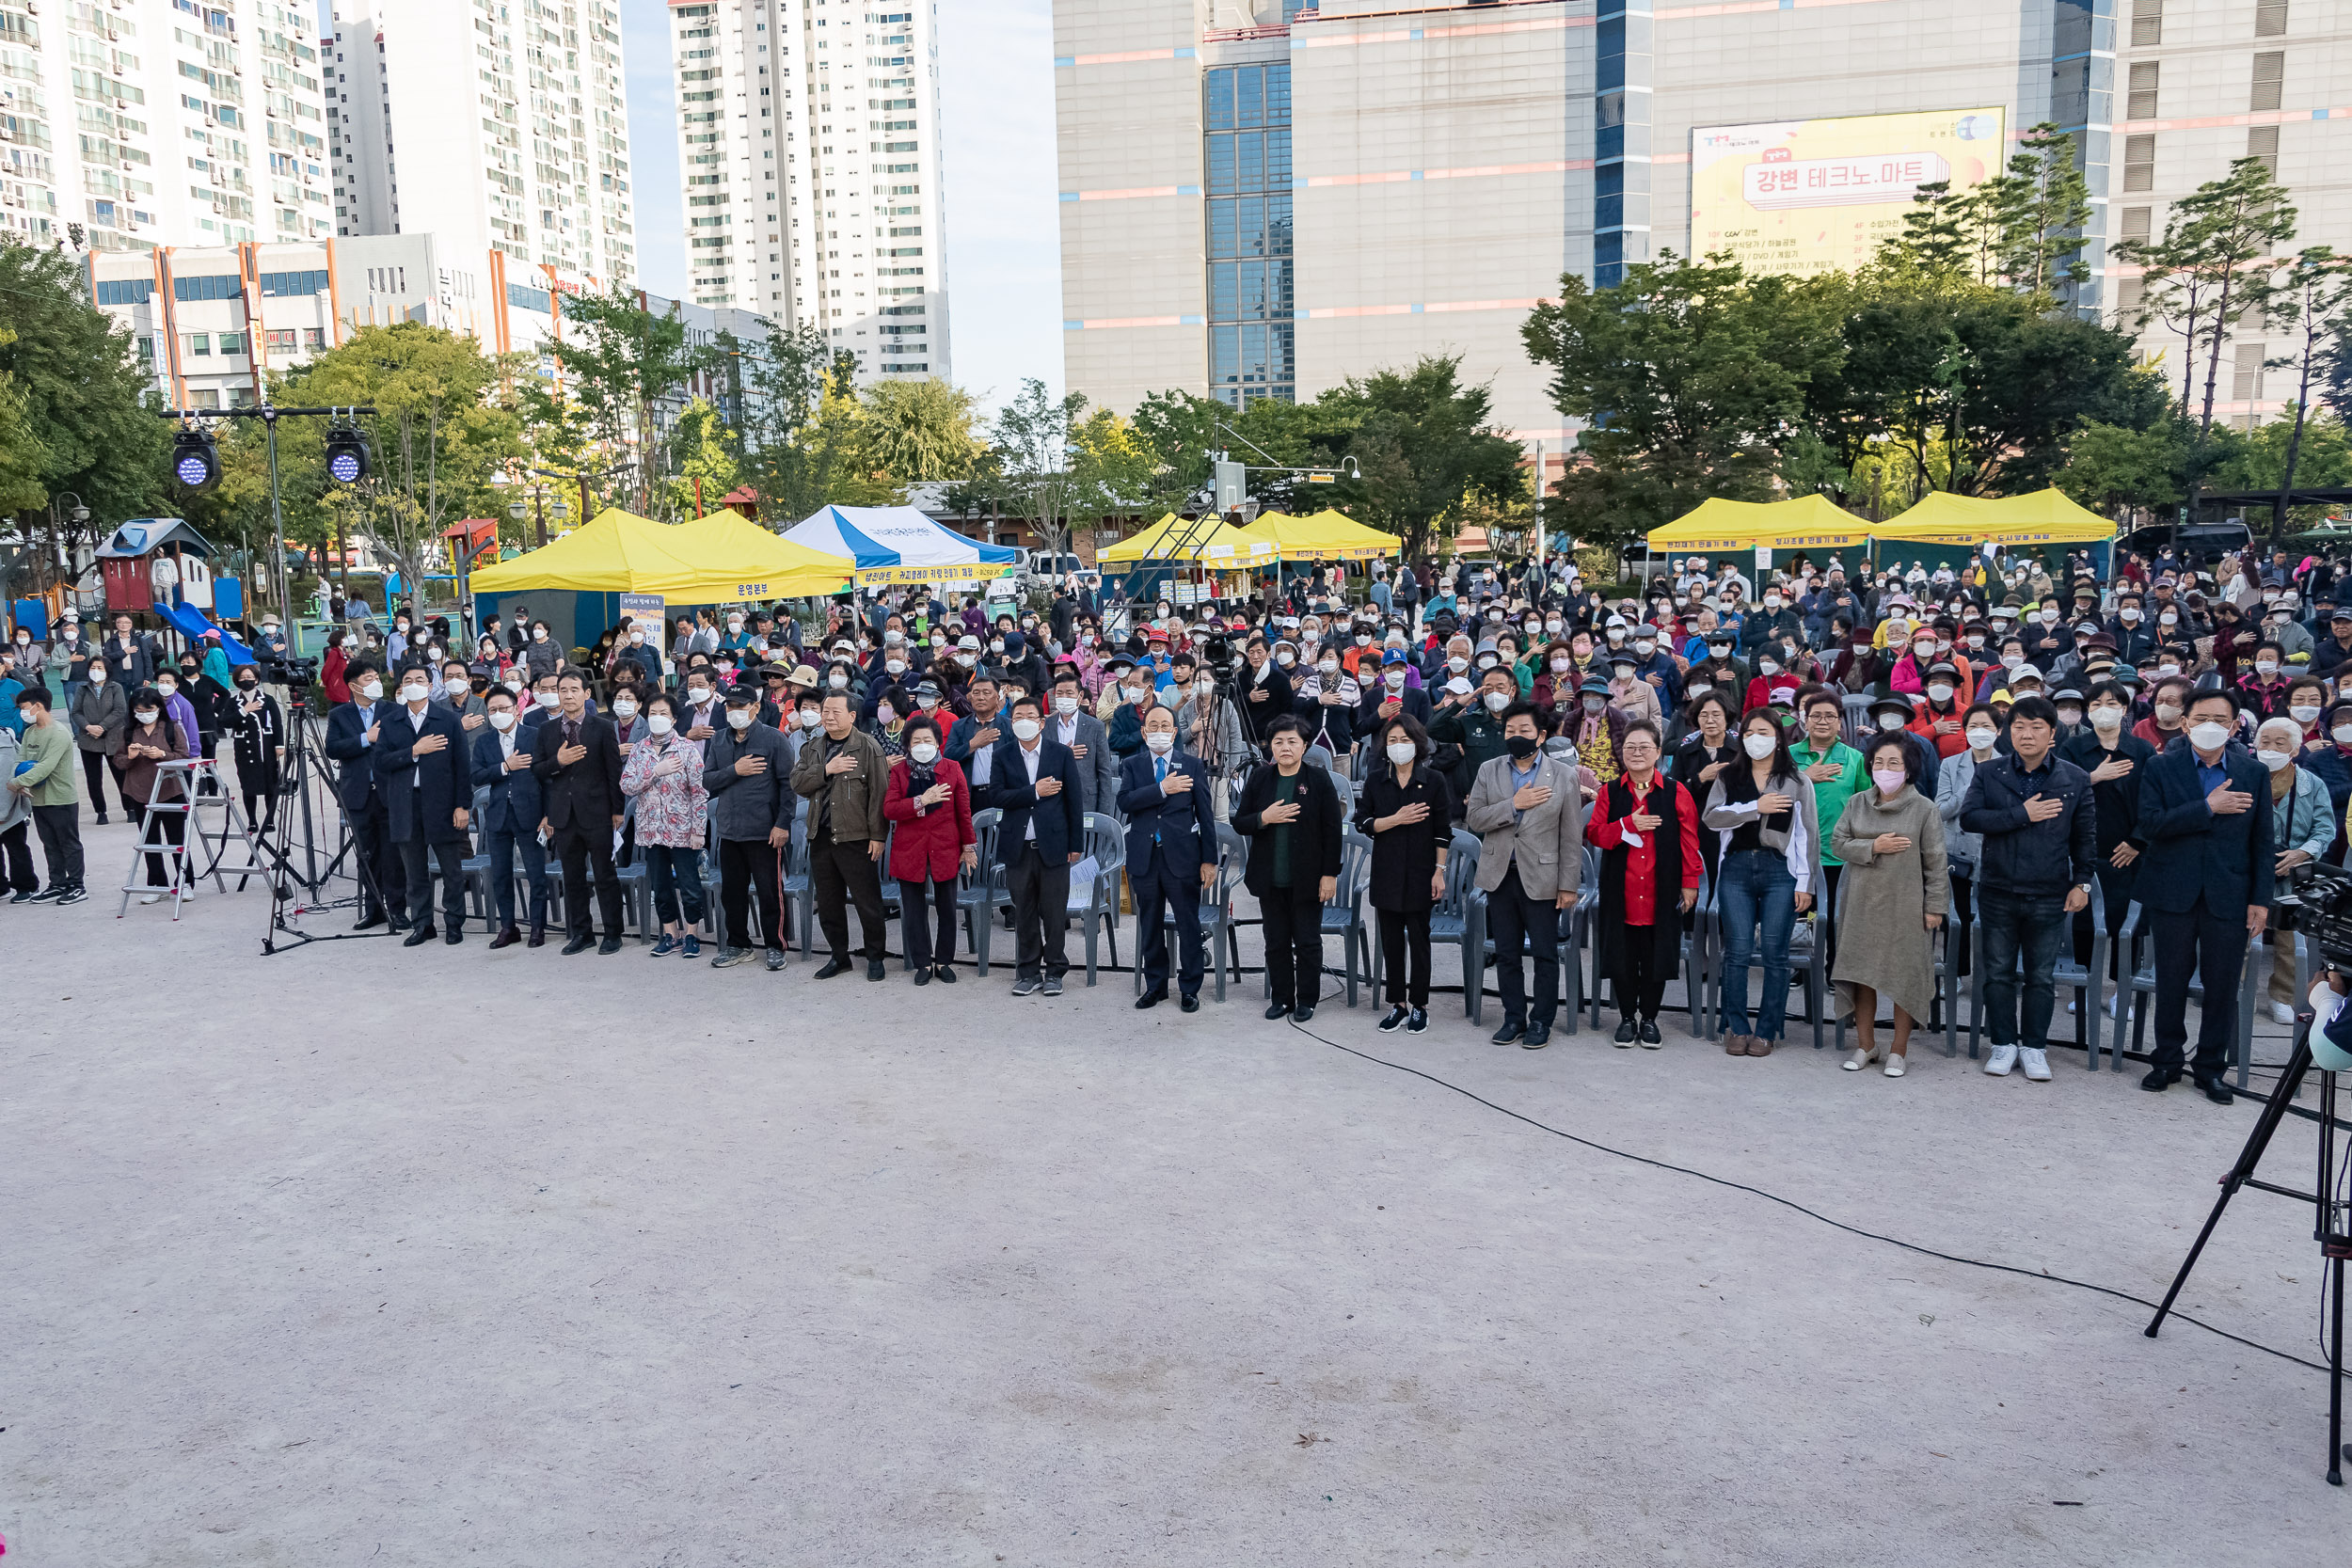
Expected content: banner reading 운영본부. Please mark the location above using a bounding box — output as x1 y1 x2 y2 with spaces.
1689 107 2007 278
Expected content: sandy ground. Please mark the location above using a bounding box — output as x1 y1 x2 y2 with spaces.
5 803 2349 1566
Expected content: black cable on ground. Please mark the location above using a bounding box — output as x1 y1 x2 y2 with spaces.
1286 998 2334 1376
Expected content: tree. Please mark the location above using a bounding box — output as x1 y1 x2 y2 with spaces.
1066 405 1156 550
859 376 981 482
523 283 705 515
660 397 744 519
2122 157 2298 429
1522 252 1843 546
735 325 886 521
2254 247 2352 541
988 379 1089 564
2205 407 2352 531
1315 357 1525 560
1129 388 1222 515
1882 126 2090 297
2055 417 2200 515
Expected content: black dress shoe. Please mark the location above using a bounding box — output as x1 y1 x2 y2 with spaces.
813 956 852 979
932 963 957 984
1521 1022 1551 1050
597 934 623 956
1264 1001 1291 1021
2140 1068 2179 1093
1136 987 1167 1010
866 958 887 981
1377 1004 1409 1033
443 927 464 945
1291 1004 1314 1024
388 915 412 934
561 933 595 956
528 921 546 948
402 923 436 946
489 926 521 950
1613 1018 1638 1044
2196 1075 2235 1105
1180 991 1200 1013
354 910 387 931
1491 1019 1526 1045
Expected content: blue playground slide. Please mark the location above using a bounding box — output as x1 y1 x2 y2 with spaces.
151 600 257 665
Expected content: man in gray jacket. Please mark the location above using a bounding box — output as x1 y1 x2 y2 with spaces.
1048 666 1119 821
703 684 794 971
1464 702 1585 1048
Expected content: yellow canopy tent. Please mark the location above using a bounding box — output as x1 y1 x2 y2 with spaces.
1871 487 2118 547
1239 508 1402 562
468 507 707 594
665 508 854 599
1645 495 1872 553
1099 512 1279 564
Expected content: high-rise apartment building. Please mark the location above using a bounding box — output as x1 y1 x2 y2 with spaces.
666 0 949 386
1055 0 2351 438
0 0 331 255
326 0 637 287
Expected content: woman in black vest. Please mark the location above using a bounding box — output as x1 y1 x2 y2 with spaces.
1586 720 1703 1044
1355 712 1454 1036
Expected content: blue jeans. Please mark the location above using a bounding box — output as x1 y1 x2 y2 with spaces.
1977 883 2068 1051
644 843 707 928
1717 848 1798 1040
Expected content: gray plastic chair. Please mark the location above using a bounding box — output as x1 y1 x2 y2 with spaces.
1134 822 1245 1001
956 807 1007 974
781 798 815 954
1069 811 1126 986
1323 831 1374 1007
1424 830 1487 1021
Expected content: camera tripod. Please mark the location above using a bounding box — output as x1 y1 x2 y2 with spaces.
2145 1008 2351 1484
258 702 390 954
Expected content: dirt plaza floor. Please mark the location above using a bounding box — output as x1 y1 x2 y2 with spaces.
5 806 2349 1565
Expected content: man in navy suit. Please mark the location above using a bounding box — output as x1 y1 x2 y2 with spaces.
322 657 406 928
1117 705 1219 1011
471 685 550 948
981 691 1084 995
2136 688 2274 1102
376 661 475 944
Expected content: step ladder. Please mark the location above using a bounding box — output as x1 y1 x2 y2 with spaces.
115 758 263 918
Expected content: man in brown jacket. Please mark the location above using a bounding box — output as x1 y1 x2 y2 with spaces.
790 689 892 979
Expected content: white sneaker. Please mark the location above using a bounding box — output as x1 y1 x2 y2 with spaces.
178 879 198 899
1984 1044 2018 1076
2020 1047 2052 1082
2272 1002 2296 1025
1883 1053 1906 1078
139 893 161 905
2068 997 2077 1015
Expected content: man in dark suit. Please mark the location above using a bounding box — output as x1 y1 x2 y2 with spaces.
323 657 406 928
377 662 475 945
2135 688 2274 1102
1116 705 1219 1012
979 691 1083 996
472 685 550 948
532 667 628 955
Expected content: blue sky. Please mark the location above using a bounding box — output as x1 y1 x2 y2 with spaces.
618 0 1064 407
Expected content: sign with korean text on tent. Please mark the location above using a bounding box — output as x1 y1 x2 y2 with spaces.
619 594 666 672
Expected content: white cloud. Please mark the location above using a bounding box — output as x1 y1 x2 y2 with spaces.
620 0 1065 409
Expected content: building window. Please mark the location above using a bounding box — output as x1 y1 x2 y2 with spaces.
2250 52 2283 111
2119 206 2152 245
2248 124 2280 177
264 328 297 353
217 332 247 356
305 327 326 351
2130 0 2161 45
95 278 152 306
2123 134 2155 192
2255 0 2287 37
1200 63 1294 407
2127 61 2159 120
184 332 212 356
2233 340 2266 402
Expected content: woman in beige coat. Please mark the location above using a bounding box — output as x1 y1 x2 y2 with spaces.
1829 731 1948 1076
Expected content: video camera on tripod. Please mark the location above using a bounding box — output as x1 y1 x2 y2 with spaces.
2289 860 2352 974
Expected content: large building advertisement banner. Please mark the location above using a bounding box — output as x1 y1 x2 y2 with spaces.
1689 108 2008 277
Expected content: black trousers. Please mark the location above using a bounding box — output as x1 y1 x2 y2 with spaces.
1618 924 1672 1019
1378 906 1433 1006
0 817 32 893
2152 895 2249 1082
813 837 888 960
396 836 468 930
1006 842 1072 980
718 836 785 952
1484 865 1560 1026
487 828 549 930
1820 863 1844 977
553 823 625 939
241 759 280 835
901 875 958 969
348 795 406 919
31 802 82 889
79 746 117 816
1260 877 1324 1007
1133 849 1204 993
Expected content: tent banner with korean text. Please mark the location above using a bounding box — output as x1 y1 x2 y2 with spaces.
1690 106 2007 279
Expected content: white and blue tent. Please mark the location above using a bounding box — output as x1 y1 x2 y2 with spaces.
780 505 1020 586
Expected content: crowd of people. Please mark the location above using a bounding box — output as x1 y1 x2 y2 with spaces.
10 541 2352 1099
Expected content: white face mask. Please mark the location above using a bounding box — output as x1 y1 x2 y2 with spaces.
401 683 429 705
532 689 558 710
2153 702 2183 724
2121 608 2141 623
1384 670 1406 689
2255 659 2279 676
1484 691 1510 713
829 673 850 690
1275 650 1296 667
1053 694 1079 717
1928 683 1953 704
1687 682 1710 698
1386 740 1417 766
2258 747 2294 771
1447 657 1470 673
629 631 644 645
134 708 158 724
1876 712 1907 732
612 699 639 720
2088 705 2123 732
885 658 905 675
909 740 939 764
2334 723 2352 746
1633 640 1655 657
488 710 516 731
1870 767 1907 793
1549 657 1571 673
2188 721 2233 752
2292 704 2323 723
1741 733 1777 760
688 686 711 705
358 679 385 701
646 713 675 736
1763 595 1782 610
2159 613 2177 626
1965 726 1999 751
1145 730 1176 755
798 709 822 729
1756 659 1779 677
532 628 548 641
2155 663 2182 680
1009 717 1041 741
727 708 756 731
504 674 525 691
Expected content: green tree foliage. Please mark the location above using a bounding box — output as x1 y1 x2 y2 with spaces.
522 282 704 514
2119 156 2298 428
987 379 1089 561
1313 357 1525 560
1522 252 1841 546
0 238 167 567
661 397 745 518
2252 248 2352 540
2054 416 2209 515
1883 124 2092 296
734 324 898 519
859 376 982 482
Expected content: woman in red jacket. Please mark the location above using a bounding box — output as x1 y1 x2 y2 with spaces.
882 713 977 985
321 628 351 706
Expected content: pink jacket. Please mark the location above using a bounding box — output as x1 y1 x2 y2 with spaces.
619 731 709 847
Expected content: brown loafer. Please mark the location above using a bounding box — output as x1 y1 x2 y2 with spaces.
1749 1036 1774 1057
1724 1033 1748 1056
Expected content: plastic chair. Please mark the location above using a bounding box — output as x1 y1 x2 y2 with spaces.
460 784 495 924
2120 900 2265 1087
1068 810 1126 986
782 798 815 955
2052 875 2111 1069
956 807 1008 974
1132 822 1245 1001
1426 830 1487 1021
1323 831 1374 1007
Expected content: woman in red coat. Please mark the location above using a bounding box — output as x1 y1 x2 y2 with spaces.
882 713 977 985
321 628 351 706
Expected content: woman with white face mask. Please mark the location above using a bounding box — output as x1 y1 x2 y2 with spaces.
1355 714 1454 1036
1700 712 1820 1057
1829 734 1947 1076
882 713 977 985
619 691 710 958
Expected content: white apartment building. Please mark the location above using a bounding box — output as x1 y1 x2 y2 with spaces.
1054 0 2352 437
0 0 331 255
666 0 948 386
326 0 637 288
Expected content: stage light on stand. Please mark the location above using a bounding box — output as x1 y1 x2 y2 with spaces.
170 428 219 490
324 423 371 485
